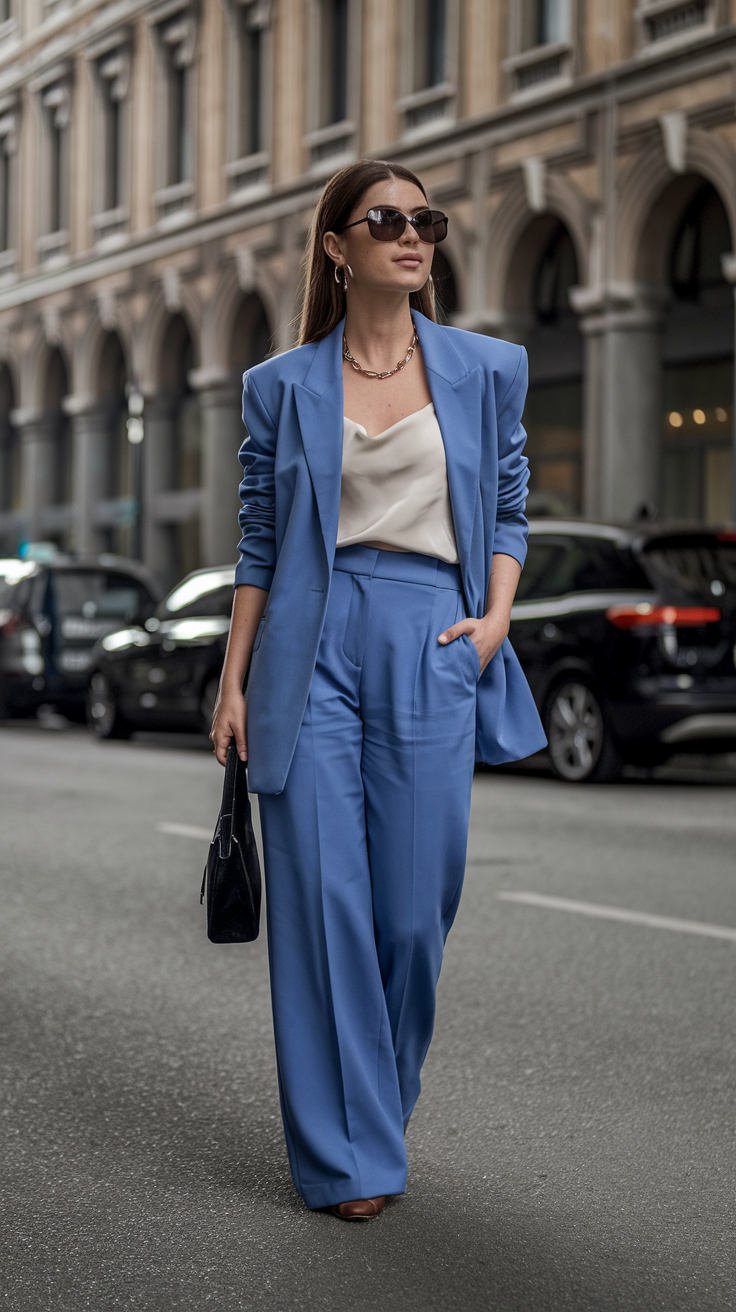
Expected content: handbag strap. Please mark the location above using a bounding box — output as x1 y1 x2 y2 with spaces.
218 740 240 859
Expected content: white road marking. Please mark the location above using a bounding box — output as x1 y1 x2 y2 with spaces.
498 891 736 943
157 821 211 841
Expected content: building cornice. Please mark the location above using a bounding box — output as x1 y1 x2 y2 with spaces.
0 20 735 315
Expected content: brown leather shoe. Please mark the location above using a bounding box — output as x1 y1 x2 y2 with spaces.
329 1196 386 1221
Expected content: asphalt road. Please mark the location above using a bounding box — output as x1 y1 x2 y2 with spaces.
1 725 735 1312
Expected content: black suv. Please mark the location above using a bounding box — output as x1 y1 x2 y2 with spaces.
513 521 736 781
0 556 160 720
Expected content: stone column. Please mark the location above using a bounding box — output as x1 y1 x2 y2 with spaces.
572 284 664 521
66 398 110 556
13 409 57 544
190 368 244 568
141 392 178 586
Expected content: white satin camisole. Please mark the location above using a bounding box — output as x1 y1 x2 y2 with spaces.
335 402 459 564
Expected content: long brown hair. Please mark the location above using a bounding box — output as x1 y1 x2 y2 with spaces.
298 159 438 345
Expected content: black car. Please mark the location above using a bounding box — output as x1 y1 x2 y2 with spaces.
512 521 736 781
87 566 235 738
0 555 160 720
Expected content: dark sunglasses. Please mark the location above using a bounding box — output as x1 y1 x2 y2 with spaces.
338 207 449 244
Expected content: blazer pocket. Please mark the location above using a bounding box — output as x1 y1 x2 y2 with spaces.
252 616 266 652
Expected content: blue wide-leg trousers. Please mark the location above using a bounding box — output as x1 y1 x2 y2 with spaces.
257 545 478 1209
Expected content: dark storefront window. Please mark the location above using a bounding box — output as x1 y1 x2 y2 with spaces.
523 222 582 517
661 184 733 524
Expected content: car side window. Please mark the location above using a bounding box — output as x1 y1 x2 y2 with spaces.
516 540 569 601
517 536 648 600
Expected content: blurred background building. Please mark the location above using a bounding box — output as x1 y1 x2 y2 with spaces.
0 0 735 585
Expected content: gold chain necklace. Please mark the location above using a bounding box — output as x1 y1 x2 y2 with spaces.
342 325 418 380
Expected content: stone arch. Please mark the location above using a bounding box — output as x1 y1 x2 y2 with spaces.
72 305 133 406
159 312 196 394
617 128 736 283
135 287 201 393
22 329 59 415
204 260 278 375
229 291 273 372
487 172 592 315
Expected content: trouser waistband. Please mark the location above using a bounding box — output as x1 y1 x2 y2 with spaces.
333 544 462 591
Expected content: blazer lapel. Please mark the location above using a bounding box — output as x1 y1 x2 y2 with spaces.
414 315 483 604
293 320 345 559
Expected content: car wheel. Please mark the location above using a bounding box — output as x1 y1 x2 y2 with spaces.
86 672 132 740
199 675 220 735
545 680 623 783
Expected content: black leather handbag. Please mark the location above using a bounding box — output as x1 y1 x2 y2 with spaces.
200 741 261 943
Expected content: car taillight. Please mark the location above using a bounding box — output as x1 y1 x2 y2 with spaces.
716 532 736 542
606 604 721 630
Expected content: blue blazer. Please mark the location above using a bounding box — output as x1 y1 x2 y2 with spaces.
235 312 546 794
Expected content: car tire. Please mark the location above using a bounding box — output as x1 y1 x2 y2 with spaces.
86 672 133 740
199 675 220 736
544 679 624 783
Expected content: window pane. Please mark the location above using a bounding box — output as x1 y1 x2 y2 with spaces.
524 380 582 517
661 360 733 523
320 0 349 126
518 536 647 600
413 0 446 91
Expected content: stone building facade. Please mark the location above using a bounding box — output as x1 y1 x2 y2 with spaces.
0 0 735 585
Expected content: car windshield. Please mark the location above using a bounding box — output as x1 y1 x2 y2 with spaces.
157 569 235 621
52 571 151 620
638 534 736 611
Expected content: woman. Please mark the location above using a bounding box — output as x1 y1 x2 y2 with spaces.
211 159 546 1220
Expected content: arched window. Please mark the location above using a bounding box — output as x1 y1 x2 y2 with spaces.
44 350 72 509
533 224 578 324
522 220 582 516
230 292 272 371
661 183 733 524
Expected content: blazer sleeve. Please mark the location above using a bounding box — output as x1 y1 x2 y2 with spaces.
493 345 530 569
234 370 277 591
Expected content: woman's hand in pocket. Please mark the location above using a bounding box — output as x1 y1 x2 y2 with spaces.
437 611 509 676
210 688 248 766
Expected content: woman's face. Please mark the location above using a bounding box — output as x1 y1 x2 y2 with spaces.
324 177 433 297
